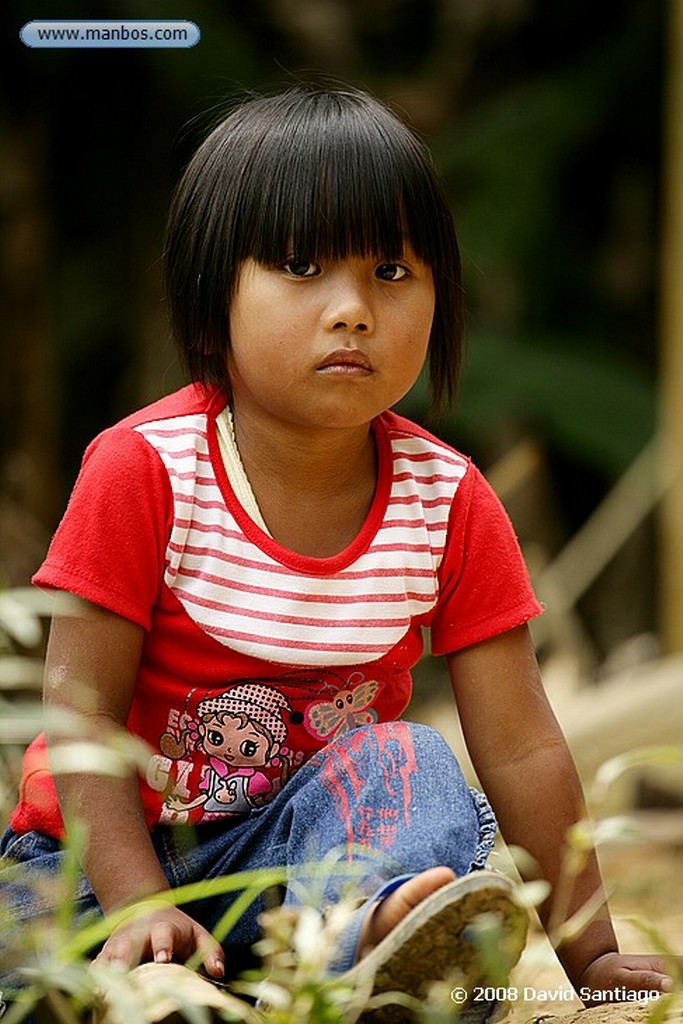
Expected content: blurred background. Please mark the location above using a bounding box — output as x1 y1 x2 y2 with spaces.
1 0 681 786
1 0 683 994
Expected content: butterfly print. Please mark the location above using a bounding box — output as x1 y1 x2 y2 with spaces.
305 678 381 740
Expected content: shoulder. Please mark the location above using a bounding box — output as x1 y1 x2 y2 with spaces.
84 384 224 462
377 410 472 494
57 386 225 517
377 412 523 543
378 409 464 454
378 409 468 461
108 383 223 433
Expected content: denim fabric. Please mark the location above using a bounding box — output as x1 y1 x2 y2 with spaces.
0 722 496 988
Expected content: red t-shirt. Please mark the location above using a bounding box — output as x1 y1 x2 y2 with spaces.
10 385 541 839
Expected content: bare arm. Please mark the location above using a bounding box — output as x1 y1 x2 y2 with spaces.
44 597 224 975
447 625 677 997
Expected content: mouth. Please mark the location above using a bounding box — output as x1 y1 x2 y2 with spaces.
316 349 373 375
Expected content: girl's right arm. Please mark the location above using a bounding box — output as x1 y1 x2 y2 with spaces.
43 596 225 976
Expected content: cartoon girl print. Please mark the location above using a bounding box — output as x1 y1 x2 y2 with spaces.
304 673 382 741
160 683 292 821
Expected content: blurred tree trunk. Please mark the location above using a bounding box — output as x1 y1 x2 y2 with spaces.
659 0 683 653
0 116 59 584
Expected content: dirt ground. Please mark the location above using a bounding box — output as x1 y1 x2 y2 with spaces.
504 814 683 1024
409 657 683 1024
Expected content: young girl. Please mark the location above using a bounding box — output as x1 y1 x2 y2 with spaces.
1 84 677 1017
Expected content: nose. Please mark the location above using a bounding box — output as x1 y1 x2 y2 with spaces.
322 268 375 334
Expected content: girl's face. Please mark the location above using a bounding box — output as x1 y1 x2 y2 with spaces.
202 714 273 767
227 249 435 432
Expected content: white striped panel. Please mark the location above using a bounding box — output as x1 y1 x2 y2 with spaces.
136 415 468 665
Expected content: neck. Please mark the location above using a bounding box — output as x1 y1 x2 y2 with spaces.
228 399 379 557
231 401 376 496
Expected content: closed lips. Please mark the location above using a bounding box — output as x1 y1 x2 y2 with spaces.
316 350 372 371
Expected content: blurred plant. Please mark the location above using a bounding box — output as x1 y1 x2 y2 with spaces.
0 588 53 829
2 592 681 1022
0 846 473 1024
237 902 377 1023
507 744 683 1022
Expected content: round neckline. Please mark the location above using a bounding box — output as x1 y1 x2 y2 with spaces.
206 393 393 575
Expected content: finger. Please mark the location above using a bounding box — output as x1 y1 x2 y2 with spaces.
619 955 679 992
94 932 140 969
204 952 226 979
151 920 176 965
632 971 673 993
193 926 225 978
609 966 673 995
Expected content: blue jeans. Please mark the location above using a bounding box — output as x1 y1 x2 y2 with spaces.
0 722 496 988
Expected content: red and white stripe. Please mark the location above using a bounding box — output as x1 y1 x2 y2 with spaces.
137 416 467 665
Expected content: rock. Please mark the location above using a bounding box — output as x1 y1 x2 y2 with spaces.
520 1001 681 1024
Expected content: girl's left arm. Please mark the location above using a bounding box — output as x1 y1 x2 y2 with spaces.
447 624 679 1000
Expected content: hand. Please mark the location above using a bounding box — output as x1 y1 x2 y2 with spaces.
94 904 225 979
577 952 682 1006
164 794 188 812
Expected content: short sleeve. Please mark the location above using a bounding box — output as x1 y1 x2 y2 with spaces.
429 463 542 655
32 427 173 629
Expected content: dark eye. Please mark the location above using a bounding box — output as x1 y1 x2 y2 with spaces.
375 262 408 282
207 730 223 747
335 698 345 710
240 740 258 757
283 257 321 278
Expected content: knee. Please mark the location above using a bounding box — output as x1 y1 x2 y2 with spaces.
360 720 458 762
333 721 465 780
391 720 452 755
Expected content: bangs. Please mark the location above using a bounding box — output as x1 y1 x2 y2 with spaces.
229 90 449 272
250 157 408 266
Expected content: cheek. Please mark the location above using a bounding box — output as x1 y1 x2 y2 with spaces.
388 308 432 397
416 292 436 345
229 334 304 404
390 287 434 347
397 308 432 368
230 276 298 343
414 306 435 364
230 301 299 367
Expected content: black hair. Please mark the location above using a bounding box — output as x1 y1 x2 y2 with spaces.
164 84 463 414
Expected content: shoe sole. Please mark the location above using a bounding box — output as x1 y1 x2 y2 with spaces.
346 871 528 1022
